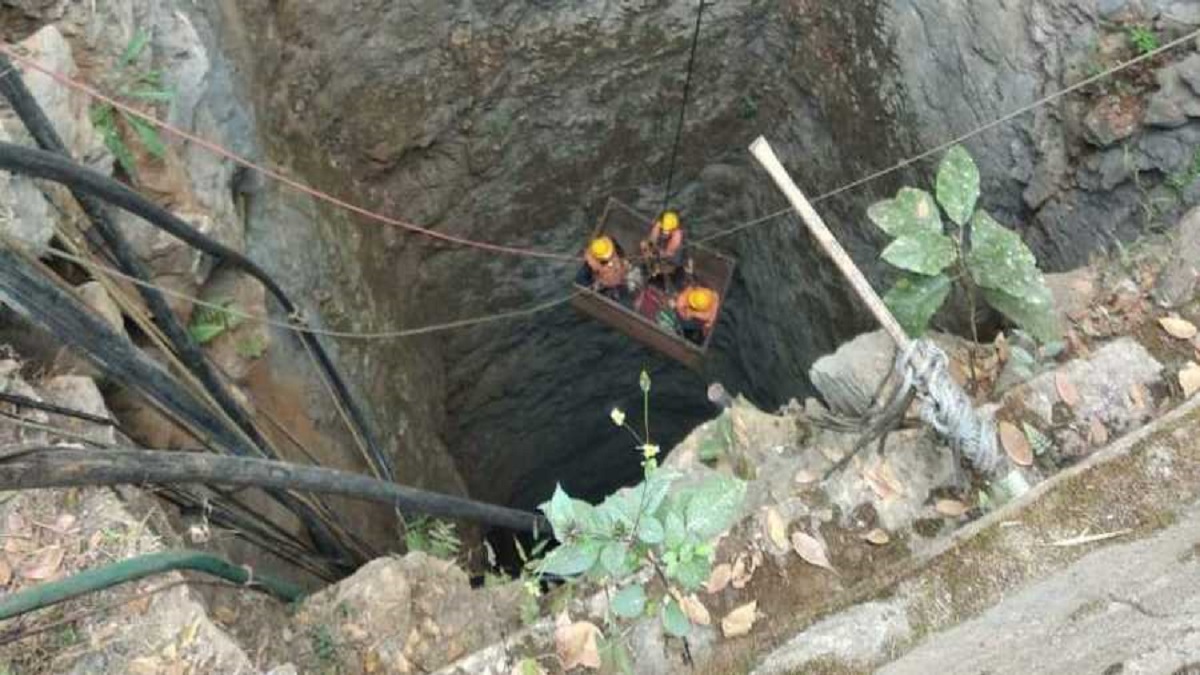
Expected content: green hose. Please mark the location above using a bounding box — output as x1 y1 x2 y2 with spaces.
0 549 304 621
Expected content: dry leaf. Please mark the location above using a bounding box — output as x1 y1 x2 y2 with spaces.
1128 383 1148 411
1055 372 1081 408
790 532 835 572
21 546 64 580
948 358 968 387
862 460 904 501
1180 362 1200 398
706 563 732 594
794 469 818 485
721 601 758 638
730 554 755 589
1088 418 1110 446
935 499 969 518
763 507 789 551
1160 316 1198 340
677 593 711 626
555 618 602 671
0 555 10 586
861 528 890 545
994 332 1010 363
999 421 1033 467
54 513 77 533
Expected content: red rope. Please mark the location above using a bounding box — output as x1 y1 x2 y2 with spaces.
0 44 580 263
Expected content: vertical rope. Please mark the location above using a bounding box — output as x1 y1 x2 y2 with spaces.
661 0 706 211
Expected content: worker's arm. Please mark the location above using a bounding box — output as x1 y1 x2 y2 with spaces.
664 229 683 257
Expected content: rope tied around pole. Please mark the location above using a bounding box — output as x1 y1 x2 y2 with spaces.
899 340 1005 477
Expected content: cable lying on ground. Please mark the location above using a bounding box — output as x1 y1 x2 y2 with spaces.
0 446 547 534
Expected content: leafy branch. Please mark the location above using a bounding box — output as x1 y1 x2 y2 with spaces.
872 145 1059 346
536 370 746 642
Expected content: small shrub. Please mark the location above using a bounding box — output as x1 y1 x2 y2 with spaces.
403 515 461 560
187 300 242 345
89 28 175 183
870 145 1059 344
536 370 746 639
1126 24 1160 55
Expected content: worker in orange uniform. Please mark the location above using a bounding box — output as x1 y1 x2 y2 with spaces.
641 210 686 288
675 285 719 344
581 235 630 303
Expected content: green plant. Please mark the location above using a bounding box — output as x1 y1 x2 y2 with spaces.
309 625 337 663
235 333 268 359
403 515 461 560
1167 146 1200 194
536 370 746 639
187 300 242 344
871 145 1059 344
89 28 175 183
738 94 759 120
1126 24 1160 55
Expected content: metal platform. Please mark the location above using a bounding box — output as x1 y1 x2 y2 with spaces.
570 198 735 371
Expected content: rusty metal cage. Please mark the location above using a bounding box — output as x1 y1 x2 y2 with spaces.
570 198 736 371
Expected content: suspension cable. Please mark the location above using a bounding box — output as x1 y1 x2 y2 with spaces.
661 0 707 212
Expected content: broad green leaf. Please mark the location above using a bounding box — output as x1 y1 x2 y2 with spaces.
982 287 1061 344
611 584 646 619
636 516 665 545
119 28 150 68
600 470 677 530
572 499 612 537
936 145 980 227
884 273 952 338
670 552 712 591
539 540 601 577
684 474 747 541
599 636 636 675
664 510 687 549
660 598 691 638
188 322 226 345
880 231 957 276
541 485 575 540
965 210 1043 296
867 187 943 238
600 541 630 576
125 113 167 158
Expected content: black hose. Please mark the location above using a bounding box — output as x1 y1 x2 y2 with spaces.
0 446 547 533
0 139 391 482
0 58 276 463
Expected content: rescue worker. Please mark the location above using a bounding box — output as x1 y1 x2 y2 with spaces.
675 285 719 344
640 210 686 287
581 235 630 302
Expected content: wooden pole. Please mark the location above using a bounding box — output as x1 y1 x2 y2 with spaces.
748 137 910 347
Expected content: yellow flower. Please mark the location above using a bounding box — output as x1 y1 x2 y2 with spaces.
641 443 660 459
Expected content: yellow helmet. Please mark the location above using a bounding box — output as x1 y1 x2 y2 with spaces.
687 287 715 312
661 211 680 232
589 236 615 262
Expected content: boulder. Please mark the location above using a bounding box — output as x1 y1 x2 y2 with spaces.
1154 206 1200 308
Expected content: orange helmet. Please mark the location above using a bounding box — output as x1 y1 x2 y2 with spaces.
660 211 680 232
589 236 615 262
687 287 716 312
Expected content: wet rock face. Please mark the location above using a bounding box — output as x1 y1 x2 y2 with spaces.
204 1 1200 509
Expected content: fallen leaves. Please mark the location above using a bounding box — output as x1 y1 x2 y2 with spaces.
1055 371 1081 408
790 532 835 572
934 499 969 518
706 563 732 594
1160 315 1198 340
721 601 758 638
861 528 891 545
1129 383 1149 411
794 469 818 485
1181 362 1200 399
20 545 64 581
1088 418 1110 446
675 593 711 626
862 460 904 501
554 613 602 671
730 551 761 590
999 421 1033 467
763 507 789 552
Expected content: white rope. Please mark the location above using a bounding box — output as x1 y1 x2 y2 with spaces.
899 340 1005 477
